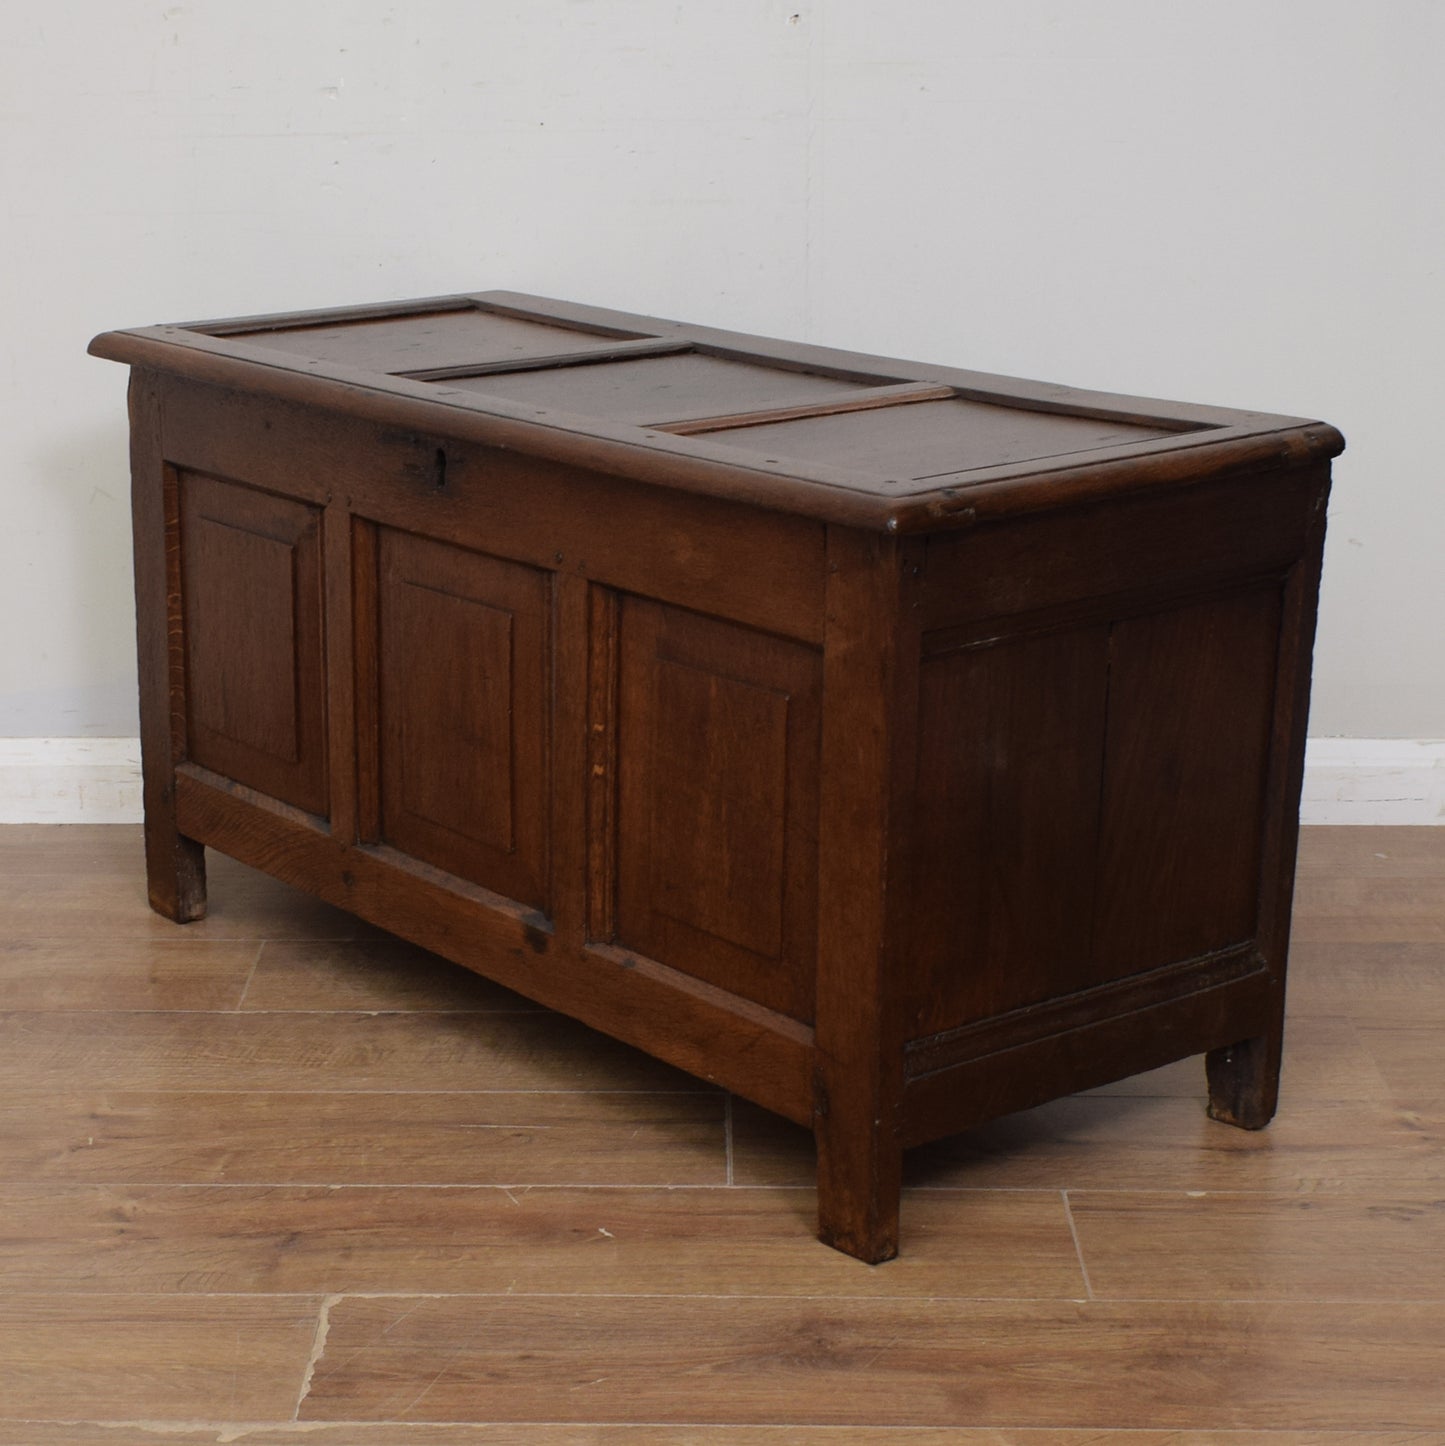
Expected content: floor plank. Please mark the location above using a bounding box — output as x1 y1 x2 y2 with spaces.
0 1090 725 1186
1287 943 1445 1027
1357 1023 1445 1103
1 866 369 941
1 823 1443 1437
1 826 369 941
0 1294 320 1421
1069 1190 1445 1300
242 939 543 1013
732 1093 1445 1194
0 1183 1083 1299
5 1427 1441 1446
0 1009 701 1093
300 1294 1445 1429
1079 1013 1393 1100
1295 826 1445 877
0 939 259 1010
1292 877 1445 943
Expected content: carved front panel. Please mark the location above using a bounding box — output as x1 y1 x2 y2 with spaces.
613 598 821 1021
179 471 328 814
375 529 550 910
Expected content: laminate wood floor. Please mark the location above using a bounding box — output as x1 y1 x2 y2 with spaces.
0 825 1442 1442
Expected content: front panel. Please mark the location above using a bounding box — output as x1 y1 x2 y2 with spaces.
373 528 551 911
612 598 822 1022
178 471 328 815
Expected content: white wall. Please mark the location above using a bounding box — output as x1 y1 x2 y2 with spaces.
3 0 1440 740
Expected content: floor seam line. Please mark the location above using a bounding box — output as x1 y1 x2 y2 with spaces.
293 1291 342 1420
1062 1189 1095 1301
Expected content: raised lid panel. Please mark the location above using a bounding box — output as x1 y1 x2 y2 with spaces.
697 396 1195 483
227 308 651 373
435 352 895 427
92 290 1342 530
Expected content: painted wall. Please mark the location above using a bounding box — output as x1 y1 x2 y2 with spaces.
2 1 1439 738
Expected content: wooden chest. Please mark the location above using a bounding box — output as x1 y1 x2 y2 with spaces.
90 292 1343 1261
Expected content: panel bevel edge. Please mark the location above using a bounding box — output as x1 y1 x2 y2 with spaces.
651 384 955 437
351 517 382 845
289 518 310 777
463 294 657 341
548 571 590 952
393 338 692 382
162 462 188 766
322 502 356 843
585 585 621 944
177 293 476 335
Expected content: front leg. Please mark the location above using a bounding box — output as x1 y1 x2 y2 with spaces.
129 368 207 923
1205 1019 1284 1130
142 792 207 923
815 1079 903 1264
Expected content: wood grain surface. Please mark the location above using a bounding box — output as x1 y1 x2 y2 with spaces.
1 823 1442 1437
113 330 1331 1262
91 290 1344 534
4 1431 1441 1446
300 1294 1445 1429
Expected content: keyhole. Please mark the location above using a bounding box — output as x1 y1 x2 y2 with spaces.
434 446 448 491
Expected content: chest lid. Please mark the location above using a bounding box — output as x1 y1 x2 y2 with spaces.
90 290 1343 532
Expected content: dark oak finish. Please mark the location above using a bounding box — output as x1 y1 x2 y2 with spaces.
374 528 551 909
614 597 822 1023
128 373 206 922
178 471 328 816
92 290 1343 1260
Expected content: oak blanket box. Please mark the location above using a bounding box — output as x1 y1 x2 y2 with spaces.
89 292 1344 1261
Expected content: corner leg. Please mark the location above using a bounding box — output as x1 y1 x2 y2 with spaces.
128 370 207 924
815 1107 902 1264
1206 1023 1283 1130
142 793 207 923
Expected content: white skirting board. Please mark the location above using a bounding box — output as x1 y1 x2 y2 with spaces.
0 738 143 825
1299 738 1445 825
0 737 1443 827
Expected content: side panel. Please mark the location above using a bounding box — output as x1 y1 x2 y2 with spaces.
1092 585 1282 974
612 598 822 1023
910 626 1109 1036
178 471 328 815
911 583 1284 1033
